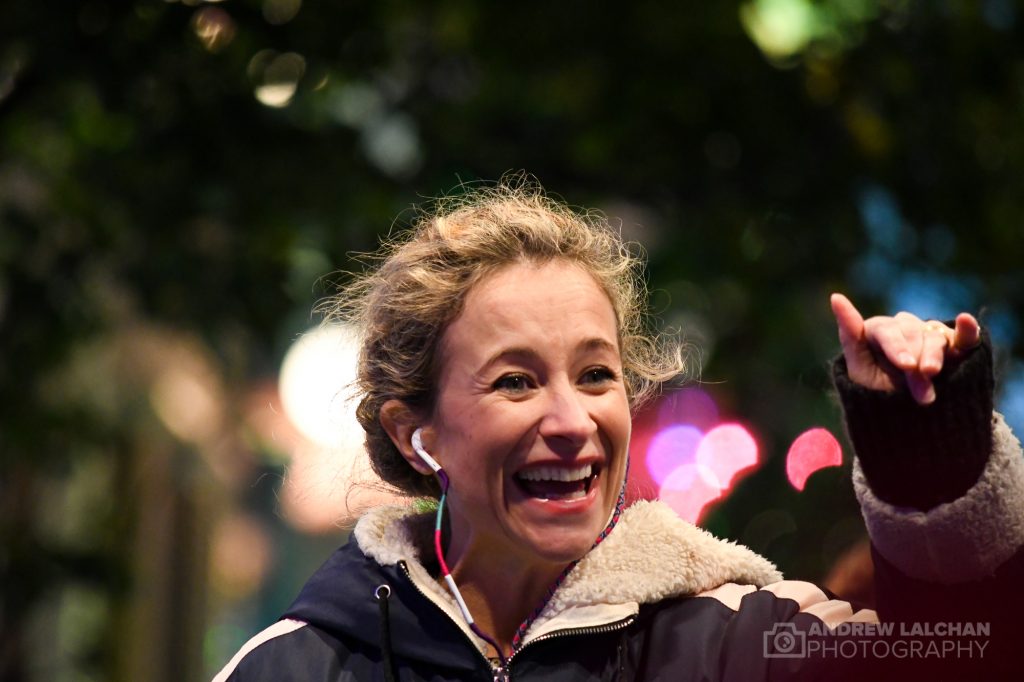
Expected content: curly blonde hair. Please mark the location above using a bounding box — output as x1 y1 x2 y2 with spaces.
324 179 684 497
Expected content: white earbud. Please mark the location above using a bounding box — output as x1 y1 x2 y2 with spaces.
411 428 443 473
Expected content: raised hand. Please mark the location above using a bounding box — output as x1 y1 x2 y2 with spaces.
830 293 981 405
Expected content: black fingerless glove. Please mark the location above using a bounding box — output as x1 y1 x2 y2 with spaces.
832 329 994 511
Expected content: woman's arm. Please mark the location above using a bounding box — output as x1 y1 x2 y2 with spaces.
829 293 1024 573
829 294 1024 676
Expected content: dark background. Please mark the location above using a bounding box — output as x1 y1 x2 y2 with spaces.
2 1 1022 679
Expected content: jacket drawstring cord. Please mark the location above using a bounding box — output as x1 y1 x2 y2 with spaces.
375 584 398 682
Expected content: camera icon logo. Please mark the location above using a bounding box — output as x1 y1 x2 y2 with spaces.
763 623 806 658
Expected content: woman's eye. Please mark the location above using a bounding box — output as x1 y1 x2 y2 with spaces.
493 373 533 393
580 367 617 385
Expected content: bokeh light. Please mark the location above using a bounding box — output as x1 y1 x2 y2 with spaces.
192 6 235 53
645 390 762 524
209 513 273 600
695 423 759 491
646 424 702 486
362 114 424 179
280 440 397 533
739 0 819 60
148 339 225 448
249 51 306 108
277 324 401 531
150 364 223 445
658 463 723 524
647 417 761 522
998 363 1024 437
278 324 359 448
739 0 884 62
785 427 843 491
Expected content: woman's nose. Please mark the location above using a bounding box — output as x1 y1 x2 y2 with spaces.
538 381 597 446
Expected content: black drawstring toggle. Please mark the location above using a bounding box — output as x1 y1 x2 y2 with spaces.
375 584 398 682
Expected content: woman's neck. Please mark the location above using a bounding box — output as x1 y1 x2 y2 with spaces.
442 546 568 657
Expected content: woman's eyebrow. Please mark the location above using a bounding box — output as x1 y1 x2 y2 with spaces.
578 337 619 355
477 347 541 374
477 338 618 375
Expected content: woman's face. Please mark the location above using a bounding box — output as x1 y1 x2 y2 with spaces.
422 259 631 570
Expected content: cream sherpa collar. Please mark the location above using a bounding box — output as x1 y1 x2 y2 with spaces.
354 499 781 616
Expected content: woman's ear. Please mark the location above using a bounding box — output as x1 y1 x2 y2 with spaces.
380 399 435 476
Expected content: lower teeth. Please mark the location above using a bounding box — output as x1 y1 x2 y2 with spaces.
537 489 587 502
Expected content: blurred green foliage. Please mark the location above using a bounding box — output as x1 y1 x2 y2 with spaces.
2 0 1022 679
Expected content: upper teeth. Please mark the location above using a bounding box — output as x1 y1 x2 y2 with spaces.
518 464 593 482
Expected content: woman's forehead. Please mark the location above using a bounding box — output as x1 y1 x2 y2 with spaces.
439 260 621 366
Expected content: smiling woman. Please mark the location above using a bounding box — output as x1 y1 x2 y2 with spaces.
387 261 632 572
215 179 1024 681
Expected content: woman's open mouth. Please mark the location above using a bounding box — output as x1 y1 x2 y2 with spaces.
514 463 600 502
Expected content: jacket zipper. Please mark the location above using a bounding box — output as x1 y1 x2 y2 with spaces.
398 561 635 681
496 615 636 680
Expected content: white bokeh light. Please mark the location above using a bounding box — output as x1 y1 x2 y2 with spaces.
278 324 361 449
278 323 404 531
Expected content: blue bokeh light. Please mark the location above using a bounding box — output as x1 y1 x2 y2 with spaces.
998 362 1024 437
885 271 978 320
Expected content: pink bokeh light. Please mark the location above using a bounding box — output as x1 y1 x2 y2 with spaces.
631 388 763 524
645 424 703 486
657 463 723 524
696 423 759 491
655 423 759 524
785 427 843 491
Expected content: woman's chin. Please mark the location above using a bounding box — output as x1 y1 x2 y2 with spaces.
510 515 610 566
521 536 595 566
496 481 621 567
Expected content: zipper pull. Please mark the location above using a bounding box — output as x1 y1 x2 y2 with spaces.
492 664 509 682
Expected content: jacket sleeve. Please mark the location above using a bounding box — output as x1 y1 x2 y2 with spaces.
832 330 1024 622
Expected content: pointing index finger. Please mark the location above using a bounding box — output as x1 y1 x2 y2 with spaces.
830 293 865 348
